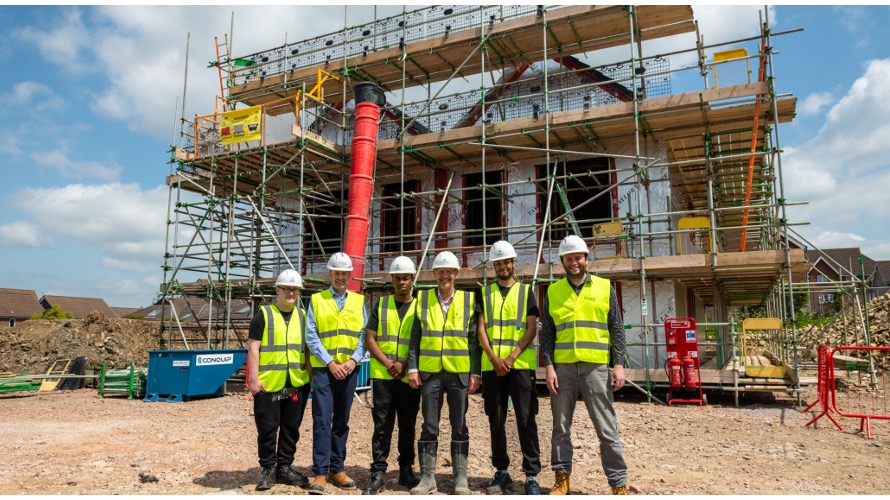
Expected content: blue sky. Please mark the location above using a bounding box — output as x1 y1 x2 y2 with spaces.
1 5 889 307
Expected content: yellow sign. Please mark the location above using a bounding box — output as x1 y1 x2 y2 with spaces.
220 106 261 145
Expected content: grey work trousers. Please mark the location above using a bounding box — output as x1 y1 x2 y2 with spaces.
418 371 469 443
550 362 627 488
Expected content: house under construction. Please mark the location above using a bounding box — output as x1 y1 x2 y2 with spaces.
161 5 809 403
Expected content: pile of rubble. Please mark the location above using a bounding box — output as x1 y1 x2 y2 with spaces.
796 291 890 362
0 312 160 374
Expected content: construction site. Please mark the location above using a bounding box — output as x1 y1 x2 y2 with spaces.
3 5 890 495
158 4 812 403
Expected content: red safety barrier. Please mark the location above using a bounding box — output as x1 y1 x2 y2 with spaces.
804 344 843 432
830 346 890 439
804 344 889 439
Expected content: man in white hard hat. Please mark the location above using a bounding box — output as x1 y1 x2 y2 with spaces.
541 235 628 495
361 256 422 495
407 250 481 495
247 268 312 491
475 240 542 495
305 252 368 494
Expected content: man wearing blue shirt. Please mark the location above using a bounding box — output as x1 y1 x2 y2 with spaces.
305 252 368 495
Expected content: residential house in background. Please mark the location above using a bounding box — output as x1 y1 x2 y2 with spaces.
0 288 45 327
804 248 881 314
38 295 117 319
111 307 140 319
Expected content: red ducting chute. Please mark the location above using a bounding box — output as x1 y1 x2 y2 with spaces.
344 82 385 292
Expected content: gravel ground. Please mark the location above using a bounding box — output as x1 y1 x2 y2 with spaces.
0 385 887 495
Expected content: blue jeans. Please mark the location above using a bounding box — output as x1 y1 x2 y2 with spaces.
310 367 358 475
550 362 627 487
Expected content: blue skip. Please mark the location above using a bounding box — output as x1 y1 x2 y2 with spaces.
143 349 247 403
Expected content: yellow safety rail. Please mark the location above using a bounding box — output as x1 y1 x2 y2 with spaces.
741 317 786 378
677 216 711 255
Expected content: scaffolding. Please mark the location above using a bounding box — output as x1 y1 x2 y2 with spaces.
160 5 811 403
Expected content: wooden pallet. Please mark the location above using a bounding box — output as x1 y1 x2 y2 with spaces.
39 359 71 392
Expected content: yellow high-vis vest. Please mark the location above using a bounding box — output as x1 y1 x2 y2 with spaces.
370 295 415 381
258 305 310 390
482 282 536 370
309 289 365 368
548 276 611 364
417 289 474 373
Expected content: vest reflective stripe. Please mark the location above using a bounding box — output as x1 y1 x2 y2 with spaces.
482 283 536 371
258 305 309 391
418 289 474 373
548 276 611 364
370 296 415 381
310 290 365 368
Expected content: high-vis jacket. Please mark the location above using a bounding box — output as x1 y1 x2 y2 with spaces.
258 305 310 391
309 289 365 368
370 295 415 381
417 289 474 373
547 275 611 364
482 283 536 370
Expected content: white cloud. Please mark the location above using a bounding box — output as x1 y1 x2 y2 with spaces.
799 91 833 116
784 58 890 261
0 135 21 156
1 81 65 112
81 6 348 140
0 221 49 247
811 230 865 248
9 182 168 261
16 8 93 74
30 150 122 181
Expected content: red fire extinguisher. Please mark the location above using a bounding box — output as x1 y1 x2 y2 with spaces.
683 356 698 389
668 357 683 388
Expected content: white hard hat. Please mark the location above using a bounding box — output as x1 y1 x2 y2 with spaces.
432 251 460 270
389 256 417 275
558 235 589 257
490 240 517 262
327 252 354 271
275 269 304 289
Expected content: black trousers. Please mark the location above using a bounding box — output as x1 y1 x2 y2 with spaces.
419 371 470 443
370 378 422 472
253 384 311 469
482 369 541 475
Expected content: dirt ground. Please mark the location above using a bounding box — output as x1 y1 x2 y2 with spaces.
0 383 887 495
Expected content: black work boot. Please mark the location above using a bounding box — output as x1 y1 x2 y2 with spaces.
486 470 512 495
398 465 420 489
257 465 276 490
276 464 309 487
362 471 386 495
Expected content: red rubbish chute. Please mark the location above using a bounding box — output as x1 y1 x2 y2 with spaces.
344 82 385 292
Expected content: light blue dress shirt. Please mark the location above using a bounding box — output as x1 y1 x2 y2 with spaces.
305 286 368 366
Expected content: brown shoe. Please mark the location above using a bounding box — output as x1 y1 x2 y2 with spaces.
327 471 357 490
611 485 628 495
550 470 570 495
308 474 326 495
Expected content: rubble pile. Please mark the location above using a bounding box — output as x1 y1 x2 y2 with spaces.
0 312 159 374
796 291 890 362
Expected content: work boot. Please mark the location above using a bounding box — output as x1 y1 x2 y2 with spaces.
276 464 308 487
485 470 512 495
549 469 570 495
451 441 471 495
328 471 357 490
525 476 541 495
611 485 629 495
410 441 438 495
256 465 276 491
398 465 420 488
307 474 326 495
362 471 386 495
